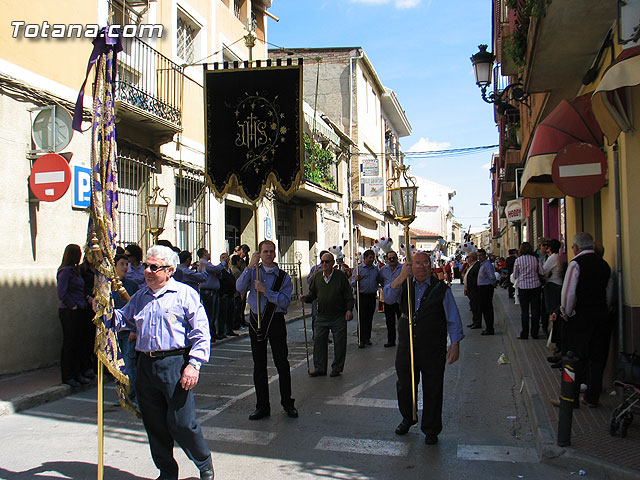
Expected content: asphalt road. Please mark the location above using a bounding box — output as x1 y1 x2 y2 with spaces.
0 284 581 479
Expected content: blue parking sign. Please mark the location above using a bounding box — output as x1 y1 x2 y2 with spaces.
73 165 91 208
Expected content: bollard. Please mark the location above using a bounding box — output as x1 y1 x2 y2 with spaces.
557 351 580 447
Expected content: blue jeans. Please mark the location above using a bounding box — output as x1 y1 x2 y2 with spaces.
118 330 137 401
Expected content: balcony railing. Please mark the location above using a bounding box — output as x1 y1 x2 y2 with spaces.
116 36 183 126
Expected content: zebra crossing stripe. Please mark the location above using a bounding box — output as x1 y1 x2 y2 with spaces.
202 426 276 445
315 436 409 457
457 445 539 463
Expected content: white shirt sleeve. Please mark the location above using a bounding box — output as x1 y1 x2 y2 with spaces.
560 261 580 317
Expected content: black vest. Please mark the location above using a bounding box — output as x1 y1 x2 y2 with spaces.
398 276 448 349
573 252 610 314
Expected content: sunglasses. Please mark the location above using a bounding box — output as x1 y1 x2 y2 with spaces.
321 259 334 264
388 257 398 261
142 263 170 272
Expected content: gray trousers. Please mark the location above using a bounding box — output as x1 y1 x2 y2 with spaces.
313 313 347 373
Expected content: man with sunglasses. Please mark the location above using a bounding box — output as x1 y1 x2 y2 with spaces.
384 251 463 446
380 251 403 347
301 252 354 377
109 245 214 480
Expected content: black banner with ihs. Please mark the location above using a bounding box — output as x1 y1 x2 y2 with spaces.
204 63 303 202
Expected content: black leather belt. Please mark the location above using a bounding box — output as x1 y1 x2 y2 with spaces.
142 348 189 359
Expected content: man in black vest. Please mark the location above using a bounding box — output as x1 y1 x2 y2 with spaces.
236 240 298 420
558 232 611 407
384 251 464 445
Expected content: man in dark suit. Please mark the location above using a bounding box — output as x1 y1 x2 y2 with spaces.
463 251 481 329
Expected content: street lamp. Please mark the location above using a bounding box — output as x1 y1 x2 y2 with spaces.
388 163 418 421
146 181 170 244
470 44 530 114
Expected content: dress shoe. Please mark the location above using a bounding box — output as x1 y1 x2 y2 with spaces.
284 405 299 418
200 468 214 480
550 361 562 369
424 434 438 445
517 335 528 340
366 340 372 345
480 330 494 336
75 375 91 385
309 370 326 377
466 323 475 328
358 343 366 348
547 354 561 363
384 342 396 348
83 370 96 379
469 324 482 329
63 378 81 388
395 418 417 435
531 334 539 340
330 370 341 377
580 397 598 408
248 408 270 420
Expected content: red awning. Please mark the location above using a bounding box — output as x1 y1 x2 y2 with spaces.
592 45 640 145
521 94 603 198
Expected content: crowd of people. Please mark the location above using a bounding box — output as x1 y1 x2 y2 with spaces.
55 231 613 478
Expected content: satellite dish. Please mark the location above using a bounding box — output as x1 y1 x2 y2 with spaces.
32 106 73 152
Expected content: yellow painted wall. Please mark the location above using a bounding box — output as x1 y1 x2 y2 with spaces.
0 0 97 91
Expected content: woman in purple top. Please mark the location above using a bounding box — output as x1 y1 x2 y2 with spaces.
56 244 90 387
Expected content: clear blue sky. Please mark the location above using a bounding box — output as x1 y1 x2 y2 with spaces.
267 0 496 232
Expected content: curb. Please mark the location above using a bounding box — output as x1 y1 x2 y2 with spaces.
494 293 639 480
0 312 311 418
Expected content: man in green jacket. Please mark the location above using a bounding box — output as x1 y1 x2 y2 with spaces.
301 252 354 377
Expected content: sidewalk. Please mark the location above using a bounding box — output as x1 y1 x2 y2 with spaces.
0 301 310 418
493 287 640 478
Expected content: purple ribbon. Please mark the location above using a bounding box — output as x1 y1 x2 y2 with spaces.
72 27 122 132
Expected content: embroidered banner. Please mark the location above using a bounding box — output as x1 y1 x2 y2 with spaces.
204 64 303 201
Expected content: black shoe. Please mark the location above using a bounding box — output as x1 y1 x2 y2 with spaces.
547 354 561 363
309 370 327 377
425 434 438 445
83 370 96 379
366 340 372 345
531 335 539 340
75 375 91 385
358 343 366 348
550 361 562 369
330 370 341 377
469 324 482 329
466 323 475 328
249 408 270 420
63 378 81 388
395 418 417 435
480 330 494 336
384 343 396 348
517 335 528 340
284 404 298 418
200 468 215 480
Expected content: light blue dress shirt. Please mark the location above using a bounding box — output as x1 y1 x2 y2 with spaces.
199 260 225 290
351 263 381 294
477 259 497 286
125 263 146 287
383 276 465 343
112 278 211 368
236 265 293 315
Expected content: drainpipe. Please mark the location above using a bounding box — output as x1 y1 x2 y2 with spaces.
349 50 363 266
613 142 625 353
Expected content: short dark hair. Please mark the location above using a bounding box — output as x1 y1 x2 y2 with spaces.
115 246 125 255
548 239 561 254
157 239 173 249
477 249 487 255
179 250 192 264
125 244 142 262
114 253 128 265
363 249 375 258
240 244 250 252
231 254 242 266
196 247 208 259
508 249 517 255
259 239 276 253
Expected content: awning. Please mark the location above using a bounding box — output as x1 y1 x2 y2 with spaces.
592 45 640 145
521 94 603 198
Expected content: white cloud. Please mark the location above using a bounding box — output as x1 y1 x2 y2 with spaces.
407 137 451 152
481 162 491 169
349 0 421 8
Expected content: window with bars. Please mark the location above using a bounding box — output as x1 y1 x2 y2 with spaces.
175 172 210 256
117 147 155 252
234 0 242 19
177 12 199 64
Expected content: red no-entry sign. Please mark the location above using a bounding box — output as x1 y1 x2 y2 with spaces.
552 143 608 198
29 153 72 202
